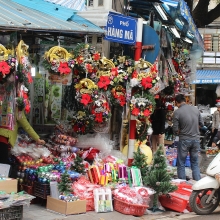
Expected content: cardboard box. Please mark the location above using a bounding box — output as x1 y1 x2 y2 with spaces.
46 196 86 215
0 178 17 193
164 140 173 145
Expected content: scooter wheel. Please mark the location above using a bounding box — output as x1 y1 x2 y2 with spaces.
189 189 220 215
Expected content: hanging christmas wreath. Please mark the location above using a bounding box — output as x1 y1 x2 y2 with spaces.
43 45 75 76
71 110 94 135
91 94 111 123
0 45 16 84
75 78 98 106
110 85 127 107
130 59 159 90
130 91 156 119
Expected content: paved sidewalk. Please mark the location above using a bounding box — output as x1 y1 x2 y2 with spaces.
23 203 218 220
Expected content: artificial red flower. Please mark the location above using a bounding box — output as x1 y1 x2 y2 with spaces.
102 101 110 111
143 109 151 117
81 125 86 133
95 112 103 123
76 56 84 64
86 63 93 73
73 124 79 132
25 104 31 114
80 94 92 106
58 62 71 75
93 53 100 61
74 69 79 75
22 91 28 99
150 64 158 73
172 59 179 72
132 70 138 78
0 61 10 75
111 67 118 76
141 77 152 89
97 76 110 90
131 107 140 116
27 72 33 83
118 95 126 106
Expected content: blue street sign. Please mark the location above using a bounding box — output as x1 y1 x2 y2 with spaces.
104 12 137 45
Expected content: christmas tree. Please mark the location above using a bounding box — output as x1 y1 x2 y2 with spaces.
58 171 72 195
143 144 177 211
71 154 86 175
132 145 148 177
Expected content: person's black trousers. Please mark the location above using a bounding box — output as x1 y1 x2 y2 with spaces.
207 128 218 147
0 142 10 164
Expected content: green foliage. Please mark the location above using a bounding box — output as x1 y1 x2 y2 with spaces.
143 145 177 209
58 171 72 194
16 97 25 111
16 64 28 87
132 146 148 177
71 154 86 175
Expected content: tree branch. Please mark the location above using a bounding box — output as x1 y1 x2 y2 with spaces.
205 3 220 26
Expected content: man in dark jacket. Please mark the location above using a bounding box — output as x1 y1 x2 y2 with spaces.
173 94 204 181
150 99 166 154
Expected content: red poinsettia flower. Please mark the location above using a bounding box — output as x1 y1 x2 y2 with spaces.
102 101 110 111
150 64 158 73
95 112 103 123
76 56 84 64
143 109 151 117
141 77 152 89
118 95 126 106
93 53 100 61
86 63 93 73
0 61 10 75
97 76 110 90
111 67 118 76
25 104 31 114
73 124 79 133
131 107 140 116
74 69 79 75
132 70 138 78
80 94 92 106
27 72 33 84
58 62 71 75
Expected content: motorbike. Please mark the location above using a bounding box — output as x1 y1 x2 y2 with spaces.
189 152 220 215
200 114 212 150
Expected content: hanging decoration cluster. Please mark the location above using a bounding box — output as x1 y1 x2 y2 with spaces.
0 44 16 84
42 43 160 135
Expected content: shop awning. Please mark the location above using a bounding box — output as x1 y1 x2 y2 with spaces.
1 0 104 34
161 0 204 50
44 0 86 11
192 70 220 84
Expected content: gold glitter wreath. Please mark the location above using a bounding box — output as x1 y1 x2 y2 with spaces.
44 45 73 63
0 44 13 62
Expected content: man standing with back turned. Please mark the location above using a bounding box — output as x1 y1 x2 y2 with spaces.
173 94 204 181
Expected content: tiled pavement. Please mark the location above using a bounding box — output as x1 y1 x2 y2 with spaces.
22 204 220 220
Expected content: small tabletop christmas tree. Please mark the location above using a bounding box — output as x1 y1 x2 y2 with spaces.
71 154 86 175
143 144 177 212
132 144 148 177
58 171 72 195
